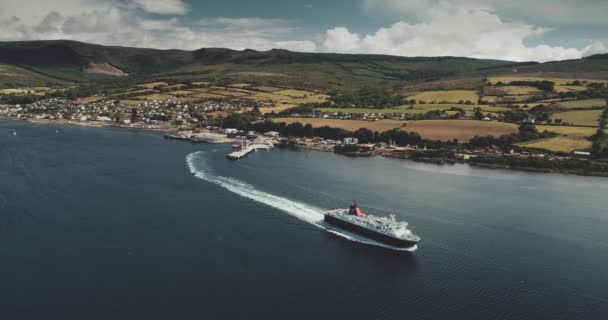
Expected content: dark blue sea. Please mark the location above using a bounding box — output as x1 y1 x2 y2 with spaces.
1 120 608 319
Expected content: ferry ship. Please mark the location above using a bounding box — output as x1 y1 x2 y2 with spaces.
324 203 420 249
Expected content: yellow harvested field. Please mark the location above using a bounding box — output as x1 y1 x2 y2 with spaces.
402 120 518 142
481 95 536 104
191 92 226 99
77 96 105 103
260 104 296 114
169 90 196 95
273 118 517 142
136 82 168 89
0 88 30 94
480 96 501 104
251 92 285 102
190 88 214 93
282 95 329 104
554 99 606 109
191 81 210 86
500 86 542 95
176 97 201 103
0 87 54 94
406 90 479 104
117 89 154 96
223 88 259 94
550 110 602 126
251 89 329 105
273 118 407 132
555 86 588 93
137 94 174 101
167 84 187 89
274 89 317 97
119 99 145 105
535 125 597 138
251 86 282 92
229 83 252 88
517 137 592 153
209 90 250 97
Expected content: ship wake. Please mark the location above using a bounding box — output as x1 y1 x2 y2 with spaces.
186 151 416 252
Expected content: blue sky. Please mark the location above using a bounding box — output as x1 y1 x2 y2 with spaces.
0 0 606 62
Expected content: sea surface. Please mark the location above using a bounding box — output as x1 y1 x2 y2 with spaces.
1 120 608 319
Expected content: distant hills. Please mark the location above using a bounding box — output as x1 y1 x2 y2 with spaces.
0 40 607 90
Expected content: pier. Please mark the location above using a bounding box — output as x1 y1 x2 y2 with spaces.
227 143 273 159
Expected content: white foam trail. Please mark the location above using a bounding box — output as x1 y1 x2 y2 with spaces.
186 152 323 224
186 151 416 252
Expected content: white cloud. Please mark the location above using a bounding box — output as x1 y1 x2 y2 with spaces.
0 0 111 23
317 8 606 62
275 40 317 52
139 18 179 31
131 0 189 15
319 27 361 53
198 17 296 35
363 0 608 26
0 7 314 52
61 9 128 34
0 0 605 62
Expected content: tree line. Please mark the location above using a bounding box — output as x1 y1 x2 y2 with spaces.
591 107 608 158
466 123 558 150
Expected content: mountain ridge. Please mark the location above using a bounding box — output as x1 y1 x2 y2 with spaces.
0 40 606 90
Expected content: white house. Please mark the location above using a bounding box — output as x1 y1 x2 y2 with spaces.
97 116 112 122
343 137 359 145
225 128 238 134
264 131 279 137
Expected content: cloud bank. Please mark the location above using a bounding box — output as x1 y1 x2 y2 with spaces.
318 8 606 62
0 0 605 62
131 0 190 15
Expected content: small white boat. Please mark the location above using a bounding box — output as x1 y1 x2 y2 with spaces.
12 130 17 136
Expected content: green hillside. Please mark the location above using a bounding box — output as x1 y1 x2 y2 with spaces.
0 40 520 89
0 40 607 91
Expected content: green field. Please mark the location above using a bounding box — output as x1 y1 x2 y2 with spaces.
138 94 174 101
316 104 509 115
273 117 407 132
405 90 479 104
550 110 603 126
316 107 427 115
517 137 592 153
519 125 598 153
488 76 608 86
0 87 59 95
259 104 297 114
554 86 588 93
535 125 598 138
118 99 145 105
486 86 542 95
553 99 607 109
135 82 168 89
250 90 329 104
273 118 517 142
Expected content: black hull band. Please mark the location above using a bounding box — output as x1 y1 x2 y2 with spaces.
324 214 418 248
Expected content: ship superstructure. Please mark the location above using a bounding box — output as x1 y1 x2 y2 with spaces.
324 203 420 249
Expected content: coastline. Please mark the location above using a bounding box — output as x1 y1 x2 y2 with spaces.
25 118 172 132
4 118 607 178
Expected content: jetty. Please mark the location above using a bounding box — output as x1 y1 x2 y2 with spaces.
227 143 273 159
